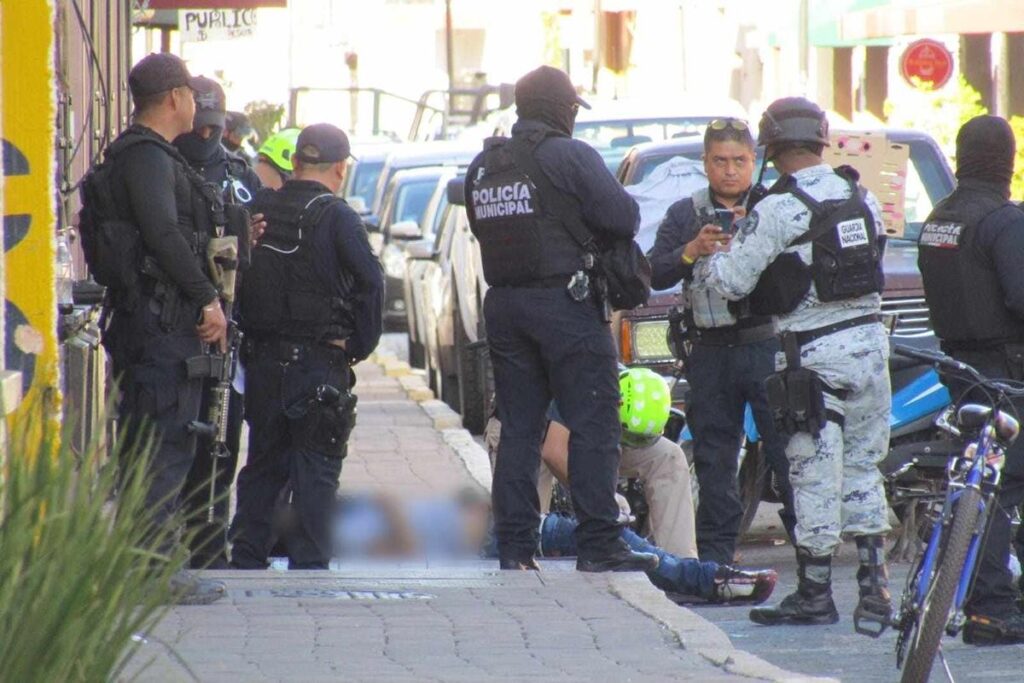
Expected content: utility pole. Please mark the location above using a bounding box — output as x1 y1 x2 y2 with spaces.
445 0 455 137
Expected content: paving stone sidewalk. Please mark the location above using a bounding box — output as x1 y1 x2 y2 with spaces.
120 359 813 683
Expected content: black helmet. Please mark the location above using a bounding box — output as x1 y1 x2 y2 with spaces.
757 97 830 152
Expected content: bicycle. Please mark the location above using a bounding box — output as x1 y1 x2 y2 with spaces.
891 344 1024 683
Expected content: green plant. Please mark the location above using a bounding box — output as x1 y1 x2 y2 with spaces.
885 74 988 157
244 100 287 147
0 404 183 681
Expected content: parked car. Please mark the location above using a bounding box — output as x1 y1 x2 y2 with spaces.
343 143 393 215
406 178 492 434
364 141 479 232
403 168 462 368
376 165 454 330
615 129 954 374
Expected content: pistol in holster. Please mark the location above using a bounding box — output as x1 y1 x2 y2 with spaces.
763 332 844 438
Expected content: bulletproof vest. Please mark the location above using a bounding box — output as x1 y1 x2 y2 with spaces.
918 186 1024 344
467 133 585 287
686 188 740 328
749 171 884 316
79 128 219 299
238 183 353 341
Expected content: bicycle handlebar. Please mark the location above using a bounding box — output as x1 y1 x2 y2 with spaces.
894 344 1024 397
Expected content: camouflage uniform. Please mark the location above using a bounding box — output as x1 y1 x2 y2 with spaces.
690 164 891 557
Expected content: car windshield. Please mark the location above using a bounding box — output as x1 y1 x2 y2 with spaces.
348 161 385 211
575 117 713 173
392 179 440 225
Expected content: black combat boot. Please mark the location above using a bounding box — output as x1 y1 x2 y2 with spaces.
853 534 892 636
749 548 839 626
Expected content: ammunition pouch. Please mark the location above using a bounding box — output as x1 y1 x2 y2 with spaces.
207 235 240 304
286 385 357 459
764 332 846 437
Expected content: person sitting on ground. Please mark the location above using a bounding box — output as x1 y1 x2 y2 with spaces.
330 488 777 605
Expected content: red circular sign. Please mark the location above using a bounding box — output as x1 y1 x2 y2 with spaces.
900 39 954 89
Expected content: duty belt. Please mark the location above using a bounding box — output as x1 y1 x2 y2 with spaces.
791 314 881 347
244 337 347 364
500 274 573 289
691 322 775 347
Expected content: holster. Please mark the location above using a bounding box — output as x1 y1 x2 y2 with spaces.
763 333 835 437
286 385 357 459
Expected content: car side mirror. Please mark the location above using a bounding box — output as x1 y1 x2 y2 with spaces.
447 177 466 206
390 219 422 240
346 195 368 214
406 238 436 260
363 214 381 232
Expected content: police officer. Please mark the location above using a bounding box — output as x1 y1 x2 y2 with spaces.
95 53 228 604
918 115 1024 645
230 123 384 570
224 110 256 163
691 97 892 628
648 119 796 565
174 76 262 570
465 65 657 573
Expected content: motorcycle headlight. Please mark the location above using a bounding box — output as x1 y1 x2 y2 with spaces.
631 320 673 362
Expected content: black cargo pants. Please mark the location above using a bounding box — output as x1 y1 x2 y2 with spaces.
484 286 623 562
230 340 350 570
105 297 206 555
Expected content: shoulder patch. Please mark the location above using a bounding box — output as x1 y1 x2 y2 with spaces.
919 221 963 249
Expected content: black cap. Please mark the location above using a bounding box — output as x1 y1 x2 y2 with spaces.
191 76 226 129
129 52 201 98
514 66 591 110
295 123 354 164
225 111 253 136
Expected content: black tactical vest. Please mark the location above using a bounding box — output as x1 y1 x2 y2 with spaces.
749 171 884 316
238 183 353 341
918 186 1024 344
467 134 585 287
80 127 219 304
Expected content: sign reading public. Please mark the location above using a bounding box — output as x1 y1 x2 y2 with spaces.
900 39 954 90
179 9 257 43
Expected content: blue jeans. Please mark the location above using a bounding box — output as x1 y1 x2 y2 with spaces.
537 514 717 597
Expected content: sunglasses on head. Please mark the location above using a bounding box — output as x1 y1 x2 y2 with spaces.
708 118 749 132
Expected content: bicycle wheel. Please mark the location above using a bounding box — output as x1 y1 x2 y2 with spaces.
900 486 983 683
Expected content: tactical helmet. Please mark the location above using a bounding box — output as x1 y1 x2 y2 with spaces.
619 367 671 447
258 128 301 173
757 97 830 153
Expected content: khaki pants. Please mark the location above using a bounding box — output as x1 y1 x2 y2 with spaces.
620 437 698 559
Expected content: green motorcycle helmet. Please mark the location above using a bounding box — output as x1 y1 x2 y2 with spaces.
619 367 671 448
257 127 301 173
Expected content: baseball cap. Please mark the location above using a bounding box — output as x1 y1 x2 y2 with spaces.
191 76 227 129
129 52 201 98
225 111 254 136
514 65 591 110
294 123 355 164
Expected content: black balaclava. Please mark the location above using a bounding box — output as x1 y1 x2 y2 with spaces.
955 115 1015 193
175 127 224 166
516 98 577 136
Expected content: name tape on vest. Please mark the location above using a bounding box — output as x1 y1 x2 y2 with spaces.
472 182 536 221
836 217 870 249
919 221 963 249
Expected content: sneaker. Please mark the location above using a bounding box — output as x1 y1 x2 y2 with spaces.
710 566 778 605
169 570 227 606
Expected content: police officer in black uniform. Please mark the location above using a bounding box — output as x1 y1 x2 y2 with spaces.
231 123 384 570
174 76 262 569
93 53 228 604
648 120 796 565
465 65 657 573
918 115 1024 645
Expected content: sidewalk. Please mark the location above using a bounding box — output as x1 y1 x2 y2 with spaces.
120 357 821 683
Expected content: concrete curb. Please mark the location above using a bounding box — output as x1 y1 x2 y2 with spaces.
441 428 493 494
609 574 837 683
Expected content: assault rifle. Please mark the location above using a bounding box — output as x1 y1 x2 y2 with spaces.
188 233 241 523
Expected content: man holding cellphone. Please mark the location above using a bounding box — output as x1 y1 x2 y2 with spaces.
647 119 795 565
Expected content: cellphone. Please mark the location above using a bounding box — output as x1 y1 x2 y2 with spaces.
714 208 735 233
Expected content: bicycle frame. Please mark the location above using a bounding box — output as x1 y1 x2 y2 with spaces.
910 421 1003 633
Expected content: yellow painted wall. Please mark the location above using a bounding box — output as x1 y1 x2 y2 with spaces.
1 1 58 419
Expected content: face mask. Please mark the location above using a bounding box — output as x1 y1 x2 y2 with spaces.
517 100 577 136
174 127 224 165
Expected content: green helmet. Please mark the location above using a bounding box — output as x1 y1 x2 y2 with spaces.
619 367 671 446
258 128 301 173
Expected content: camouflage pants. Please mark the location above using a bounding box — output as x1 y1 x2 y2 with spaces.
779 323 892 557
